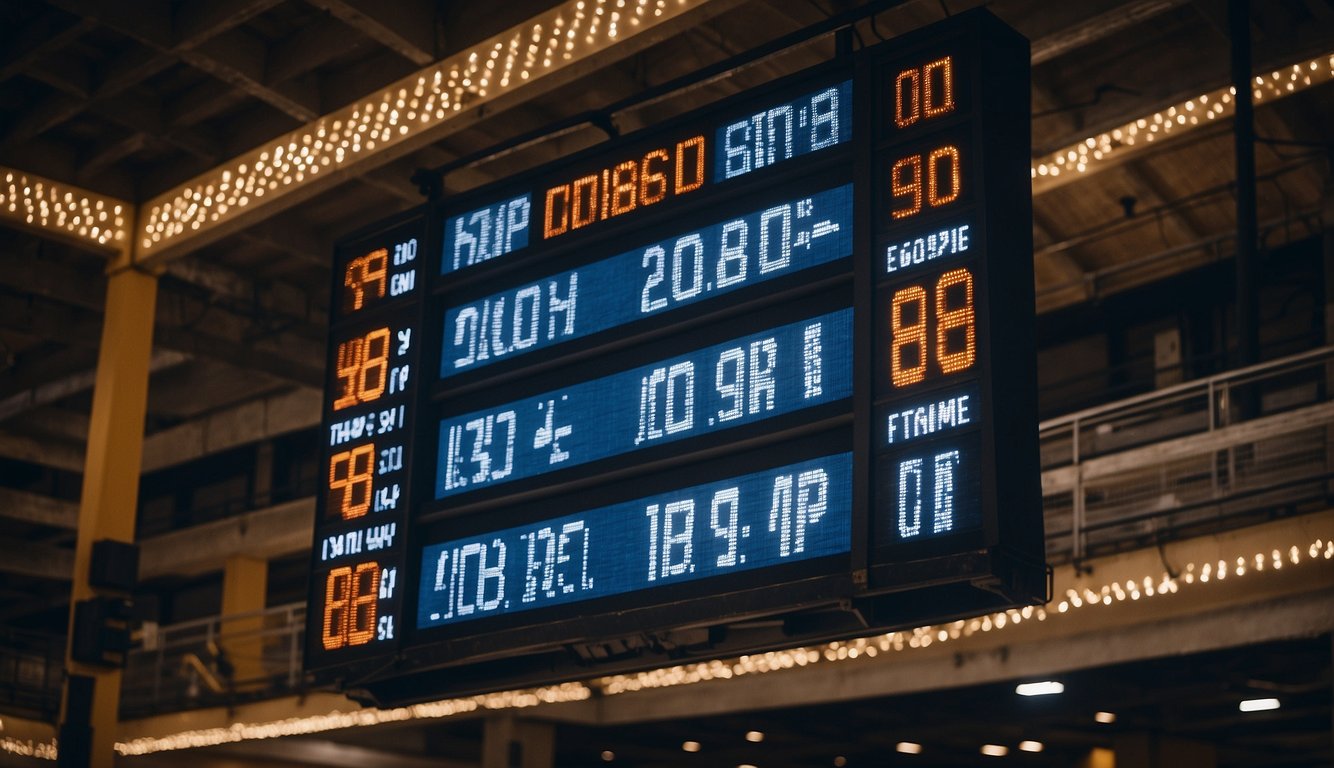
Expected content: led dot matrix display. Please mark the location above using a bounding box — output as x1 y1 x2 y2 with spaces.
306 10 1043 697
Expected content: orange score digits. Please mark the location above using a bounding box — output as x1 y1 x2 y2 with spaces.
329 443 375 520
891 145 961 220
889 267 976 388
543 135 706 240
343 247 387 313
894 56 956 129
321 561 380 650
333 327 390 411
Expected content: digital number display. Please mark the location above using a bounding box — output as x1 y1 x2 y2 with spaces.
339 238 418 318
314 11 1041 694
441 184 852 378
308 217 424 669
716 81 852 181
436 309 852 499
418 454 850 629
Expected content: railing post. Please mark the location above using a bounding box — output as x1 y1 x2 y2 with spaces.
1072 417 1085 560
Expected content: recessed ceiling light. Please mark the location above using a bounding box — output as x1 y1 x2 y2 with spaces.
682 741 701 753
600 750 615 762
1015 681 1065 696
896 742 923 755
1018 741 1044 753
1094 711 1116 724
833 757 847 767
746 731 765 743
980 744 1009 757
1239 698 1280 712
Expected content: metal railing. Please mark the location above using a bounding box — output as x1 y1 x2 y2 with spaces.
120 603 306 718
1039 345 1334 562
7 346 1330 719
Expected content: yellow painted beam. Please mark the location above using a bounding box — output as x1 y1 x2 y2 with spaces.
220 555 269 686
61 264 158 768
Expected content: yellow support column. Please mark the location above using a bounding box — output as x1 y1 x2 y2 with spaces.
220 555 269 687
60 263 159 768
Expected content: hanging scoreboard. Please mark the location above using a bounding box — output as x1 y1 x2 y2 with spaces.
307 9 1043 696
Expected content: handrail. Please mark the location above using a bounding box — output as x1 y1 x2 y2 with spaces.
1038 344 1333 431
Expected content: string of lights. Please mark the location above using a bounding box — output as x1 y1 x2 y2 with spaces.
75 533 1328 758
136 0 705 261
0 169 129 252
1031 51 1334 193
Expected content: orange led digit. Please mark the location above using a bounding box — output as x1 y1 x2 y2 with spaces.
927 145 962 207
891 155 923 219
347 562 381 646
322 566 351 650
343 248 387 313
611 160 638 216
330 443 375 520
332 327 391 411
674 135 705 195
542 136 706 241
358 327 390 403
922 57 956 119
890 145 962 220
333 336 363 411
936 267 976 373
894 56 954 129
640 149 669 206
890 284 929 386
895 67 921 128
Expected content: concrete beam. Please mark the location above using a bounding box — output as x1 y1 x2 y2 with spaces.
0 539 72 580
138 497 313 580
140 387 320 473
305 0 436 66
0 430 85 473
0 487 78 529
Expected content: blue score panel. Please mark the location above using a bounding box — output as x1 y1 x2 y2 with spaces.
418 453 852 629
442 185 853 378
435 309 853 499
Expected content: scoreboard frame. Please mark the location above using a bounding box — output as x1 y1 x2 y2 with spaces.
305 9 1045 699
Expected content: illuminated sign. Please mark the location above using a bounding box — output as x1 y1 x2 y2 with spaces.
309 10 1041 694
306 215 424 667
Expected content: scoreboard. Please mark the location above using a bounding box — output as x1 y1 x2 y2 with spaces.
306 10 1043 699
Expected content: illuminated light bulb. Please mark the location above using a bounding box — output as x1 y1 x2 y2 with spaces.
896 742 923 754
1239 698 1279 712
1016 681 1064 697
601 750 615 761
980 744 1008 757
745 731 764 743
1018 741 1043 753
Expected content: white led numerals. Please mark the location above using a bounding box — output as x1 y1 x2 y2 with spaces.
441 410 516 491
520 522 593 604
645 499 695 581
897 449 960 538
769 468 828 557
430 540 507 620
635 361 695 444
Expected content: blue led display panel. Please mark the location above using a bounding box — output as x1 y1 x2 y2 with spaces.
441 185 853 378
419 453 851 628
435 309 852 499
313 10 1040 698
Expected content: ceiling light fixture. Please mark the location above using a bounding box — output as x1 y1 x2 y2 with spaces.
1239 698 1280 713
1015 681 1064 696
683 741 701 752
1018 741 1044 753
980 744 1009 757
1094 711 1116 724
896 742 923 755
745 731 764 743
